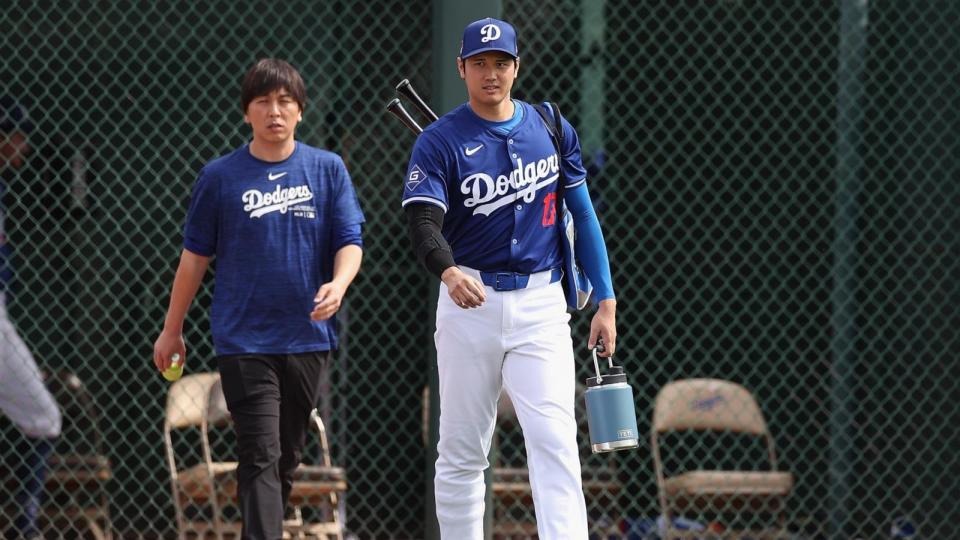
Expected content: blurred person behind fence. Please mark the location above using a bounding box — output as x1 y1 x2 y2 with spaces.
0 95 63 540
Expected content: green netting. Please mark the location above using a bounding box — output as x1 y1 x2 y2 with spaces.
1 1 957 539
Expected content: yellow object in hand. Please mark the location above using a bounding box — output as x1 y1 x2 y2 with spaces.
162 353 183 382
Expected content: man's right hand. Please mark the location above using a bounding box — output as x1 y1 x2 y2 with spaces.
441 266 486 309
153 330 186 372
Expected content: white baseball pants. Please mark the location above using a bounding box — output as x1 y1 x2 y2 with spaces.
0 293 62 439
433 267 587 540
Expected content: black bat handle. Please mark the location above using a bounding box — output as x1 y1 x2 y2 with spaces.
386 98 423 134
396 79 439 122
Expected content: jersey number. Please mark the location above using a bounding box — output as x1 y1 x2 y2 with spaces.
542 193 557 227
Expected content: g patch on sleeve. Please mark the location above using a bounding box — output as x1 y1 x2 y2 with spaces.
406 164 426 191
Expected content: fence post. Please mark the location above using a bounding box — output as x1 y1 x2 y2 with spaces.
831 0 869 537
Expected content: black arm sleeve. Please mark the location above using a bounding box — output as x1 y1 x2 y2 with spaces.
405 203 456 278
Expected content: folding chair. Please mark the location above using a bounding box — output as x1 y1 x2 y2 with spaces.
43 370 114 540
651 378 793 539
164 372 347 540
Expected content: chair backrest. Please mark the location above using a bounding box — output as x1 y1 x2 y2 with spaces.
164 372 230 430
45 370 104 456
653 378 768 436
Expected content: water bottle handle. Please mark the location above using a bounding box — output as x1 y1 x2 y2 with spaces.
592 346 603 384
591 337 616 382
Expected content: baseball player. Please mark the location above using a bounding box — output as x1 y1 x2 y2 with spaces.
1 95 62 540
401 18 617 539
153 59 364 540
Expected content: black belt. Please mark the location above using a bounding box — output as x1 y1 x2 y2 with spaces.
478 267 563 291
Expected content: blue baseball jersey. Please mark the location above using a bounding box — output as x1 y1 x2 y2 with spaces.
184 142 365 356
402 101 587 273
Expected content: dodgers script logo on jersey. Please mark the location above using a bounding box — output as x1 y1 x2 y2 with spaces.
241 170 316 219
461 154 560 216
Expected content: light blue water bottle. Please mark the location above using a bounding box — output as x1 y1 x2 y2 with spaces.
584 343 639 453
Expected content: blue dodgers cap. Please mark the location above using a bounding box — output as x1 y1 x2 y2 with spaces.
0 95 33 134
459 18 518 59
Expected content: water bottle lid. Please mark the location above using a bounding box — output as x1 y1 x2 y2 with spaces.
586 366 627 387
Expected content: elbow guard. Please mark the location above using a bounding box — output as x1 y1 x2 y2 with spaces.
405 204 456 277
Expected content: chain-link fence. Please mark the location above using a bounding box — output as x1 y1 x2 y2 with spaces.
1 1 957 539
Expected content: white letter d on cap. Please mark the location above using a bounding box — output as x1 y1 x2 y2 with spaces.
480 24 501 42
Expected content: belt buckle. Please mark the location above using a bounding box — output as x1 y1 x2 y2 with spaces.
494 272 517 291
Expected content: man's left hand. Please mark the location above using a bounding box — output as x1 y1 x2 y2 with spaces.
588 299 617 357
311 282 347 321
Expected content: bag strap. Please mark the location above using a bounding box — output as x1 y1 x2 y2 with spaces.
533 102 566 206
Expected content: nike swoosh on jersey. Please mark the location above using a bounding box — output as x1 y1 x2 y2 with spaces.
268 172 288 181
465 144 484 156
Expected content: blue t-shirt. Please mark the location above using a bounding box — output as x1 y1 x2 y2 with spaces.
184 142 365 355
401 101 587 273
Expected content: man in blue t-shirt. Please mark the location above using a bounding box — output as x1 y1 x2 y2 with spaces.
153 58 364 539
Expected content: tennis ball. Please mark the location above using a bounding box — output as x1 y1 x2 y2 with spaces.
162 353 183 382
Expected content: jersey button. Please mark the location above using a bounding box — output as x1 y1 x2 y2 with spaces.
508 138 514 144
512 153 518 158
516 205 522 211
512 238 518 244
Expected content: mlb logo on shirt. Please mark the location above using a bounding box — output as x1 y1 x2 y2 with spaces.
407 165 426 191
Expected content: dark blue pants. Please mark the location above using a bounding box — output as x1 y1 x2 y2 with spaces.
7 437 54 540
217 352 329 540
